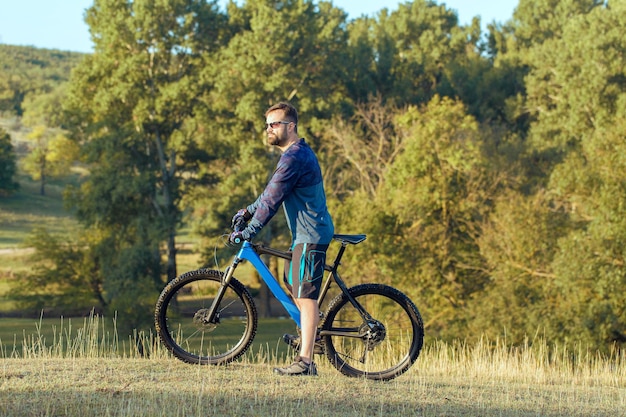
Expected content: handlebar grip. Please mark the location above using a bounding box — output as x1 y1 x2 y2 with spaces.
233 218 246 233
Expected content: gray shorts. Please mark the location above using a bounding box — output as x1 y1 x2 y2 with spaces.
283 243 328 299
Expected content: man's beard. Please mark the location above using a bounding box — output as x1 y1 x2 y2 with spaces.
268 132 285 146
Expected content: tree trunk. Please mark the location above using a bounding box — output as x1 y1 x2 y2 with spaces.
166 229 177 281
153 129 178 282
40 159 46 196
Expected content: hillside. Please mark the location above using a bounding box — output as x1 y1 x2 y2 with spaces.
0 44 84 117
0 44 83 310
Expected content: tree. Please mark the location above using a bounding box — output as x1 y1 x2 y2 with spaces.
62 0 229 329
21 126 78 195
201 0 351 130
0 45 83 116
320 97 403 200
509 0 602 49
188 0 353 313
0 128 19 196
19 84 80 196
366 0 481 106
12 229 107 316
472 190 570 344
191 0 355 245
479 1 626 350
327 96 501 340
380 96 499 337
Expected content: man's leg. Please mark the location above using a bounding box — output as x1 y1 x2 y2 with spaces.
274 243 327 375
294 298 319 364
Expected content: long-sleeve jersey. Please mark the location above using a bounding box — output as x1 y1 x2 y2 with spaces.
243 139 334 245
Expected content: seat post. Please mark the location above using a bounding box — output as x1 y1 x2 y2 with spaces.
318 241 348 306
329 242 348 272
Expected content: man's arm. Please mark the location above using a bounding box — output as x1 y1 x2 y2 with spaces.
242 157 298 239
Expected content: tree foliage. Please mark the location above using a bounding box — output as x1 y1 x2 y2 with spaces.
4 0 625 351
191 0 352 254
380 97 498 337
0 45 83 116
57 0 230 327
0 128 19 196
20 126 78 195
12 229 107 316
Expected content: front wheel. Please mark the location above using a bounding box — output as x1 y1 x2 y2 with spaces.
321 284 424 380
154 269 257 365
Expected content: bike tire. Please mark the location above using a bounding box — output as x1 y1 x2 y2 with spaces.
154 269 257 365
322 284 423 381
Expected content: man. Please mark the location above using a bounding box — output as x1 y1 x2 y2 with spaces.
230 102 334 376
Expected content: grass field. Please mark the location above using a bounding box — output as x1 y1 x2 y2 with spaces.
0 315 623 417
0 316 297 360
0 174 80 249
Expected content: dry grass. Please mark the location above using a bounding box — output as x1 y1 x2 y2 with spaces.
0 317 623 416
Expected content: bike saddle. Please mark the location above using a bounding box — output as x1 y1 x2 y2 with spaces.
332 234 367 245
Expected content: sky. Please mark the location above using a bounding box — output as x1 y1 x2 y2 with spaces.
0 0 519 54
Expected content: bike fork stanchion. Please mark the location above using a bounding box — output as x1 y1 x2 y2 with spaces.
202 257 240 324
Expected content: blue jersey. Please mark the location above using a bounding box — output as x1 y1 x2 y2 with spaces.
244 139 334 245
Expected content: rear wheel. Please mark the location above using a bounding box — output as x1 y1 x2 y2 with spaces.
154 269 257 365
322 284 423 380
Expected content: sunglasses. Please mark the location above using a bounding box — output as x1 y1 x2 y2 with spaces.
264 121 291 130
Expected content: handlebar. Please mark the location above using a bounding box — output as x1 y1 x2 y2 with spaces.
231 219 247 244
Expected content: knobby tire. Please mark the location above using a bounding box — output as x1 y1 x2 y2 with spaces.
154 269 257 365
322 284 424 381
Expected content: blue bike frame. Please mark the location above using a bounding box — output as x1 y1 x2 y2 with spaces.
207 234 368 333
236 241 301 326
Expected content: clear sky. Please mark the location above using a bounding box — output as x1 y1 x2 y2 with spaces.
0 0 519 54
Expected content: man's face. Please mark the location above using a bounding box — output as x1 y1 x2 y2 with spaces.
265 110 290 147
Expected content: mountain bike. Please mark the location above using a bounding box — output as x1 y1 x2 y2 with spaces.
154 232 424 381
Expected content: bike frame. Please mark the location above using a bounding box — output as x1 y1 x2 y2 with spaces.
236 241 302 325
206 238 369 330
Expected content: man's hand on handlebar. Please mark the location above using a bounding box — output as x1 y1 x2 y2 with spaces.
231 209 252 229
229 231 246 245
229 209 253 245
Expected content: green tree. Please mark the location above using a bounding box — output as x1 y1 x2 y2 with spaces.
368 0 481 106
192 0 352 243
382 97 498 337
0 128 19 196
472 190 570 344
12 229 107 316
62 0 228 329
19 83 79 195
21 84 69 128
329 97 500 340
481 1 626 350
342 17 379 105
21 126 78 195
0 45 83 116
202 0 351 129
188 0 353 313
509 0 602 49
526 2 626 349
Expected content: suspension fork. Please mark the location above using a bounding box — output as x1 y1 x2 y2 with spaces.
202 255 241 324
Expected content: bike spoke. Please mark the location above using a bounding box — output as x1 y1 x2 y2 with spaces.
323 284 423 380
155 270 257 365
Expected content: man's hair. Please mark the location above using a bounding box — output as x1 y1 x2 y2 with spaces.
265 102 298 126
